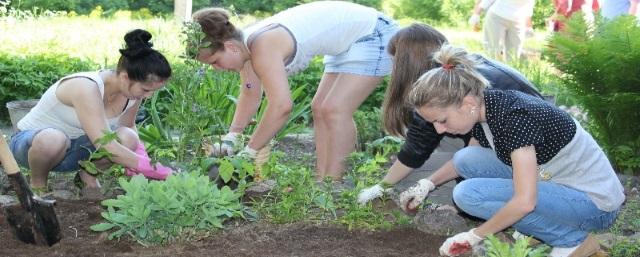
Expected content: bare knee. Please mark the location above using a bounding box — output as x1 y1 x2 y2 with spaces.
30 128 69 158
115 127 138 150
316 103 344 124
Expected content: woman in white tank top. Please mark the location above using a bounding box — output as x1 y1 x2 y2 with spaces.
192 1 399 182
9 29 174 199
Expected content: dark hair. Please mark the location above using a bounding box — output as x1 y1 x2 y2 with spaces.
117 29 171 82
383 23 448 137
192 8 243 53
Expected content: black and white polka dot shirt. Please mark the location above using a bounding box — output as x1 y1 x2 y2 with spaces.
471 90 577 166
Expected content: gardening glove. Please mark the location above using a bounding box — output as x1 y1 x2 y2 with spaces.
125 141 149 176
357 184 392 205
211 132 240 157
399 178 435 212
131 154 173 180
468 14 481 27
237 145 258 160
439 228 484 256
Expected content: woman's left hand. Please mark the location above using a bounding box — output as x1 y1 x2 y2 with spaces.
439 228 484 256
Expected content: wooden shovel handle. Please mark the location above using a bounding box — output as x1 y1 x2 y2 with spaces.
0 134 20 175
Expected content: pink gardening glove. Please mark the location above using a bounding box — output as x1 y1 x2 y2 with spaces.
125 141 173 180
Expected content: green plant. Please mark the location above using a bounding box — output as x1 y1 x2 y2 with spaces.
90 172 244 245
211 155 255 190
610 238 640 257
545 15 640 173
484 234 549 257
354 107 385 151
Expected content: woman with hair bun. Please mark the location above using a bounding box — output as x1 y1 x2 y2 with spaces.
191 1 399 182
9 29 174 200
399 44 624 257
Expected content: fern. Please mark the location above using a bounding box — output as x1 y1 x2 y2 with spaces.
544 14 640 173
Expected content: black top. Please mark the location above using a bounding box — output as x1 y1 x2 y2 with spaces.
471 90 576 166
397 54 544 168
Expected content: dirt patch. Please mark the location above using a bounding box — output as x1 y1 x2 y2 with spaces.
0 200 447 257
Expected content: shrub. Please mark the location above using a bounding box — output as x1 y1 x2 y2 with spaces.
544 15 640 174
91 173 244 245
0 53 97 120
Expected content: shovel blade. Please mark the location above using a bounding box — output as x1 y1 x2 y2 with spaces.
32 197 62 246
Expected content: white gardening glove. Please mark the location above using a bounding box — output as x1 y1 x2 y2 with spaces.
439 228 484 256
237 145 258 159
357 184 392 205
468 14 481 27
399 178 435 212
211 132 240 156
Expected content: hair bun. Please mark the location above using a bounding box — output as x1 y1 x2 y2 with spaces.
120 29 154 58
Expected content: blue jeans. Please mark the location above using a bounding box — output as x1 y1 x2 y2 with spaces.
451 146 619 247
10 129 95 172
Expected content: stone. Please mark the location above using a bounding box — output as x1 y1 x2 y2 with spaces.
0 194 17 206
413 206 471 236
244 179 276 200
51 189 76 200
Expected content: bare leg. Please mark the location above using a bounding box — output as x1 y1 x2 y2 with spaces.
27 128 69 189
311 73 338 180
318 73 382 180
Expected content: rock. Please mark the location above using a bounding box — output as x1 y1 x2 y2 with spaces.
413 206 470 236
51 189 76 200
244 179 276 200
595 233 617 249
0 194 17 206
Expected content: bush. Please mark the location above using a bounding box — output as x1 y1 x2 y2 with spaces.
0 53 97 120
545 15 640 174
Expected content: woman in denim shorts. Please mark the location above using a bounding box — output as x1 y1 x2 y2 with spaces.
10 29 174 198
192 1 399 182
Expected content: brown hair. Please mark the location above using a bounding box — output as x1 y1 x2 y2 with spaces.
383 23 448 137
192 8 243 53
408 44 488 110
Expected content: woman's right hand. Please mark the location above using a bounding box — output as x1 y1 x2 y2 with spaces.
211 132 241 156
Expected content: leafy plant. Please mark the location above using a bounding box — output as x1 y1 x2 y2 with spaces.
484 234 549 257
91 172 244 245
0 52 97 120
210 155 255 190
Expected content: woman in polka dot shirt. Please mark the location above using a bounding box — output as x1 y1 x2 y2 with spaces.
399 44 625 257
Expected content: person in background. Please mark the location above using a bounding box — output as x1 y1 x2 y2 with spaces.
9 29 174 199
601 0 639 19
548 0 599 31
192 1 398 182
399 44 624 257
357 23 542 205
468 0 535 61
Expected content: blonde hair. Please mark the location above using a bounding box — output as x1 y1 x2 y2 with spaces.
408 44 489 109
192 7 243 52
383 23 448 137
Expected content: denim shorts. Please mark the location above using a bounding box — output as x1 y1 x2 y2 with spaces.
9 129 95 172
323 14 399 77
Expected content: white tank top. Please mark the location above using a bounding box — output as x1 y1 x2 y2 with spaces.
242 1 379 74
17 71 136 139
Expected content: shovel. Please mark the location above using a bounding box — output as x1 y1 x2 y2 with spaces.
0 134 61 246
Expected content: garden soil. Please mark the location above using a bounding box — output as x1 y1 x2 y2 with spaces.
0 199 447 257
